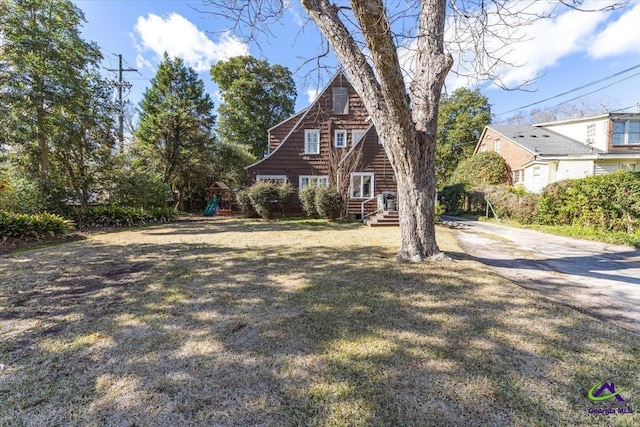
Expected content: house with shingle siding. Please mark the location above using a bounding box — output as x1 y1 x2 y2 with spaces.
245 71 398 222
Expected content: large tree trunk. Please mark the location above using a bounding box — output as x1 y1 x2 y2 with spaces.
302 0 452 261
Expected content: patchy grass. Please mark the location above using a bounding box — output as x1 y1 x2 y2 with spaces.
1 217 639 426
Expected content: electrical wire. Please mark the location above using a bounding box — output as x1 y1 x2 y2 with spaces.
495 62 640 117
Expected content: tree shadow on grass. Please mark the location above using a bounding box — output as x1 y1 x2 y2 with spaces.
1 224 640 426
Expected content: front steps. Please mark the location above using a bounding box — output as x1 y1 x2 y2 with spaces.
365 210 399 227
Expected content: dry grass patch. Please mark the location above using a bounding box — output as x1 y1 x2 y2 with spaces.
1 217 639 426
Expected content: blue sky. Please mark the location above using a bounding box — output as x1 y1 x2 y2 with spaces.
72 0 640 124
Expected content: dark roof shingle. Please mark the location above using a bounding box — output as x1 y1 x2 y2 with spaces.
488 125 597 155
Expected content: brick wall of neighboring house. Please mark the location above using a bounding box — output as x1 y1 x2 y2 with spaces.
478 128 534 175
606 119 640 153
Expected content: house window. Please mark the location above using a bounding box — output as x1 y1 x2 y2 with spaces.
621 163 636 172
352 129 367 145
299 175 329 190
350 172 374 198
479 144 486 152
513 170 523 183
256 175 287 185
305 129 320 154
532 167 541 182
613 120 640 145
586 124 596 144
334 130 347 148
494 139 500 153
333 86 349 114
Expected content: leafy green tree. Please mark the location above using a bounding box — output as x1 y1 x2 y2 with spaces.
211 56 296 158
134 53 217 209
0 0 104 184
436 88 491 186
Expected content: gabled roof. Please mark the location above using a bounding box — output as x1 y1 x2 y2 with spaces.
246 70 355 170
487 124 597 156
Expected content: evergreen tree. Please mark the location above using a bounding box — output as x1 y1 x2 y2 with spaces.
0 0 117 209
134 53 217 209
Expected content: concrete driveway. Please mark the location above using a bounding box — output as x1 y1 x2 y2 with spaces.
443 216 640 334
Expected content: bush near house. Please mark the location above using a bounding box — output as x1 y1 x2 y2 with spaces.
245 182 293 220
314 186 343 221
236 188 257 217
537 171 640 233
449 151 511 186
439 184 539 224
299 185 318 217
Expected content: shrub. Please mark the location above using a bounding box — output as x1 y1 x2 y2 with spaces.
299 185 318 217
276 182 294 216
235 188 257 217
70 205 178 228
449 151 510 186
536 172 640 233
314 186 343 221
110 169 171 209
248 182 280 219
0 210 74 239
438 183 468 213
0 173 47 214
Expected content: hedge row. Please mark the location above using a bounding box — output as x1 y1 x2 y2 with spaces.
537 171 640 233
441 171 640 232
0 211 74 239
70 206 179 228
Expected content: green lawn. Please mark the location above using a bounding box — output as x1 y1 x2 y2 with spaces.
1 218 639 426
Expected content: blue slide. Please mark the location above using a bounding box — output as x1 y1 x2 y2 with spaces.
203 197 219 216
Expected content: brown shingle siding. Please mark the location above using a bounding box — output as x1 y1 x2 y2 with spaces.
247 71 396 216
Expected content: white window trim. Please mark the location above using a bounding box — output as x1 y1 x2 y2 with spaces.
256 175 287 183
305 129 320 154
494 139 500 153
352 129 367 145
299 175 329 191
334 130 347 148
350 172 375 199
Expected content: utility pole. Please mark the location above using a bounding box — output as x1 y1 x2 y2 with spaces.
108 54 136 153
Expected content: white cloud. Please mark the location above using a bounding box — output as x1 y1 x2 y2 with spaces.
306 87 320 103
492 7 607 87
133 13 249 72
589 2 640 58
412 0 631 90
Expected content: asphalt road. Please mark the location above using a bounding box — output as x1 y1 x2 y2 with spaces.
443 216 640 334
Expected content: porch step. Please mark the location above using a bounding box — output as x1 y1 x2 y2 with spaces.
366 210 399 227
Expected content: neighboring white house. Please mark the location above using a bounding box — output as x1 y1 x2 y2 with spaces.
474 112 640 193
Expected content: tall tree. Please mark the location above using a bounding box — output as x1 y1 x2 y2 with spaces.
0 0 103 184
202 0 626 261
436 88 491 185
134 53 217 207
211 56 296 158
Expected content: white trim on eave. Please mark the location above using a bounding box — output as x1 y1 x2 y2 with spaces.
475 125 539 157
245 70 351 171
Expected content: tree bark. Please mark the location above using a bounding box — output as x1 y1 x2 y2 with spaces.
302 0 452 261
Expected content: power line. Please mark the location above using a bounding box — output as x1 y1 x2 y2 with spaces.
495 62 640 117
107 54 137 152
